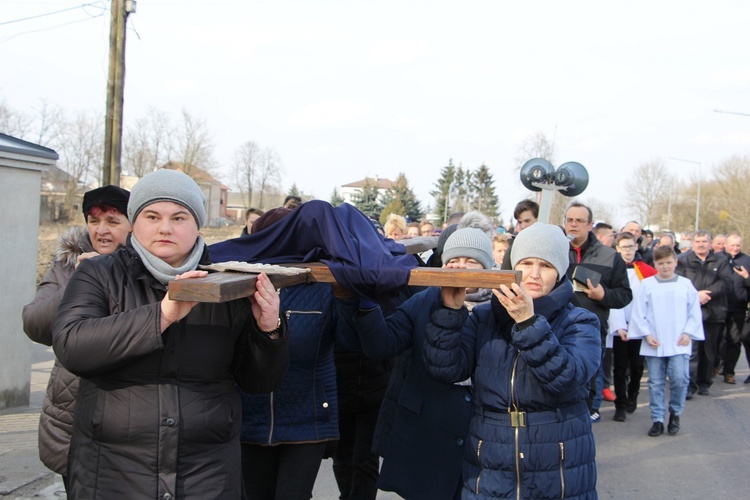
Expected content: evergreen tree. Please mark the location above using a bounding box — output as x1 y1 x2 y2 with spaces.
329 187 345 207
287 183 301 197
453 165 473 212
472 163 499 218
382 172 423 221
379 200 407 225
350 177 383 218
430 159 456 226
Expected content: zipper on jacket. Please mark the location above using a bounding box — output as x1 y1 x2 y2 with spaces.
267 392 274 445
285 310 323 319
509 350 525 500
559 442 565 498
475 439 483 494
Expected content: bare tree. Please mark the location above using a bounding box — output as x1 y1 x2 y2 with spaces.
0 99 33 139
586 198 616 227
514 131 566 223
256 147 283 209
174 108 215 176
704 155 750 236
514 130 557 174
57 110 104 219
233 140 262 207
625 158 672 227
123 107 173 178
0 98 63 148
123 118 151 177
32 99 64 146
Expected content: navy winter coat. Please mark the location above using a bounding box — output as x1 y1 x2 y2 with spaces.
354 287 474 500
423 278 601 499
240 282 358 445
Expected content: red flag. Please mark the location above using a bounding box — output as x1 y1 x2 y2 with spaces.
633 260 657 281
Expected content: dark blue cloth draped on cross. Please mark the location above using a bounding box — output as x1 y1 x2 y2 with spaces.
208 200 417 300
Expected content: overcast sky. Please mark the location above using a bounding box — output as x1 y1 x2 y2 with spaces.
3 0 750 226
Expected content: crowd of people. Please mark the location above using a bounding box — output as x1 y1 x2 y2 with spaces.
22 176 750 499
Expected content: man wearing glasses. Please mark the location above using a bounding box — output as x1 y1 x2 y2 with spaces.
564 202 632 422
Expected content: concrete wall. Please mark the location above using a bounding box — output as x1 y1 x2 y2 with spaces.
0 157 48 409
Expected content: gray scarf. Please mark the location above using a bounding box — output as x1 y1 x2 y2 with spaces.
131 234 206 285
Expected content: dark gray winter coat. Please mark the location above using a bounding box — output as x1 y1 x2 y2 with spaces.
22 226 91 475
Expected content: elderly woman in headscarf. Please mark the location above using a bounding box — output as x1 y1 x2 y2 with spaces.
423 223 601 499
23 185 131 490
52 169 289 499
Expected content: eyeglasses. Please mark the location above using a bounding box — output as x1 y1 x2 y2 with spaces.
564 218 589 225
617 245 637 250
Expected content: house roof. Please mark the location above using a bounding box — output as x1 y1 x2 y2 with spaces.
161 161 222 185
40 165 77 193
341 176 394 190
0 132 58 160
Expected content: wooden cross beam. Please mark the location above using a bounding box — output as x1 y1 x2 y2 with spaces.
168 263 521 303
168 234 520 303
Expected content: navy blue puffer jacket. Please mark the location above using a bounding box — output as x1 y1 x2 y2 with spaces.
423 278 601 499
240 282 358 445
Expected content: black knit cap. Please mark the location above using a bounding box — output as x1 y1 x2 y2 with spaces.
82 185 130 217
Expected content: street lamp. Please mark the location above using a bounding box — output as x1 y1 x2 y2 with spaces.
668 157 702 231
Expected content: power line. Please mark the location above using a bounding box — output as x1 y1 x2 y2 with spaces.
0 2 106 27
0 3 107 43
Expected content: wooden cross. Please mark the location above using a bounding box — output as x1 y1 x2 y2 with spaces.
168 235 520 303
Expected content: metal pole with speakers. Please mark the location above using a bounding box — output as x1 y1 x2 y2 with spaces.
519 158 589 224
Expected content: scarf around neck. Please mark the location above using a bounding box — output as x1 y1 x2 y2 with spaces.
131 234 206 285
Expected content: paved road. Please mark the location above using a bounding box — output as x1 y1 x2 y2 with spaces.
3 343 750 498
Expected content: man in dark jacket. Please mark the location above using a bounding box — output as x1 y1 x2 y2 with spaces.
718 233 750 384
677 230 734 397
564 202 632 421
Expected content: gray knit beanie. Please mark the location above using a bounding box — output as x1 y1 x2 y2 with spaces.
128 169 207 229
442 228 494 270
510 222 569 280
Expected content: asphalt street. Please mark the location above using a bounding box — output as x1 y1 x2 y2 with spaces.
2 343 749 499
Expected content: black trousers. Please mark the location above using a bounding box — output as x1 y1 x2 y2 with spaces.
332 406 380 500
690 322 724 390
612 336 644 409
722 310 750 375
241 442 327 500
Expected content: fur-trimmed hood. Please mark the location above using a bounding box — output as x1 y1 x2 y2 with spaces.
55 226 94 267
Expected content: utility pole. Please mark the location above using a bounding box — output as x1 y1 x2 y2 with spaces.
102 0 136 186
